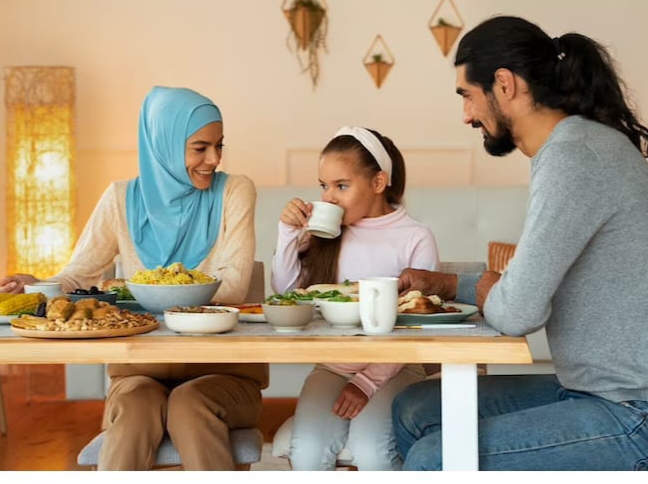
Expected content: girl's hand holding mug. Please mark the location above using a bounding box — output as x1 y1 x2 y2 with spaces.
280 198 312 228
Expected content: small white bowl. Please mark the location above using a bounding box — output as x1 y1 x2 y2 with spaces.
164 306 239 334
318 300 361 328
262 303 314 332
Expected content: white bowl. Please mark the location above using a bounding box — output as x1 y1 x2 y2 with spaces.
164 306 239 334
126 279 222 314
318 300 361 328
262 303 314 332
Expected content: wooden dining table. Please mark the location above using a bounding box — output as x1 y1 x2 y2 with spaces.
0 317 533 471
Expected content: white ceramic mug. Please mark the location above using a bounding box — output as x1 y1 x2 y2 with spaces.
24 281 63 299
306 201 344 239
359 277 398 334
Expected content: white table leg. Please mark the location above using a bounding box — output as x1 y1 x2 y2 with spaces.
441 363 478 470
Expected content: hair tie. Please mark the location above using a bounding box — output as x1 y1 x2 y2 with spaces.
333 126 392 186
552 37 566 61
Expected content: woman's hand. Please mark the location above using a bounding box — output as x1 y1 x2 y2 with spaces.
398 268 457 300
280 198 312 229
332 383 369 420
0 274 40 294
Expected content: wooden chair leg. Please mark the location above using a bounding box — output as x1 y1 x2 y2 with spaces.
235 464 251 471
0 379 7 436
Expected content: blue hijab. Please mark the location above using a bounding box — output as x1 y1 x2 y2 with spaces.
126 86 228 269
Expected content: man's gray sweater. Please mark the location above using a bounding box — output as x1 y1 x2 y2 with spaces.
481 116 648 403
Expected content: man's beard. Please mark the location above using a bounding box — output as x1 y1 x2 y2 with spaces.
480 95 517 156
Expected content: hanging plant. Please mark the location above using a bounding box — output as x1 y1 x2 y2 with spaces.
428 0 464 57
363 35 395 89
282 0 328 89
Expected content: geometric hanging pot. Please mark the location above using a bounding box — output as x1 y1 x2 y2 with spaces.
283 0 327 51
282 0 329 89
363 35 395 89
428 0 464 57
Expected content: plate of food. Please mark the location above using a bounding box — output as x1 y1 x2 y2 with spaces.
231 303 266 323
9 297 159 339
396 290 478 325
396 303 479 324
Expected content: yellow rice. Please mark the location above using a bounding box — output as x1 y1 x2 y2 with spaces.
130 262 215 285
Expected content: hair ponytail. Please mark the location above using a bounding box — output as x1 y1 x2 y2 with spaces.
555 34 648 155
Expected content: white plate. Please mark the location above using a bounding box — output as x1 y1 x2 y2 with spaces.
238 313 267 323
396 303 479 325
0 314 19 324
232 304 267 323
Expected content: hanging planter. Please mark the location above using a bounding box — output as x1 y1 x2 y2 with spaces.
282 0 328 88
428 0 464 57
363 35 395 89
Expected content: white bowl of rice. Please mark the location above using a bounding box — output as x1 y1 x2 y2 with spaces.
126 263 221 314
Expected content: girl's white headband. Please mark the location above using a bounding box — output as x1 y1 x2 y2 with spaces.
334 126 392 186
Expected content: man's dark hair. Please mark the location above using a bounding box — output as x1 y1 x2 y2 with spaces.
455 15 648 156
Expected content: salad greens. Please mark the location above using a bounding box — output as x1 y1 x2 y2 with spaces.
326 294 356 302
109 286 135 301
265 289 344 303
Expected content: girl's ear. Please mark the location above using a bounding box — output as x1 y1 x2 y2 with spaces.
373 171 388 193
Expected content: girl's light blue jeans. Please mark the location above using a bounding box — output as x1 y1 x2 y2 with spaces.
289 364 424 470
392 374 648 470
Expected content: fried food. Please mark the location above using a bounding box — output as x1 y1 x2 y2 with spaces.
68 308 93 320
75 298 99 311
397 291 461 314
47 299 75 320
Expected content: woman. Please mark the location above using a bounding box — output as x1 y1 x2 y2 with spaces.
0 86 267 470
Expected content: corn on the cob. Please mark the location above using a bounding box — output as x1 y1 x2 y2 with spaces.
0 293 46 315
0 294 17 303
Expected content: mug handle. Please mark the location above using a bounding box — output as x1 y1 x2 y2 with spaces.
367 287 379 328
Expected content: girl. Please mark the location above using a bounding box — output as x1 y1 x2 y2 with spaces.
271 126 439 470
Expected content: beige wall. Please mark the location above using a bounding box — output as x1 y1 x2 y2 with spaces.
1 0 648 274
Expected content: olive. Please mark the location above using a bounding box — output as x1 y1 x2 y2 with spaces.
74 288 89 295
89 286 103 294
35 302 47 317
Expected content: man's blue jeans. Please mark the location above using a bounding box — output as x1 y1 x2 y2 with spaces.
392 374 648 470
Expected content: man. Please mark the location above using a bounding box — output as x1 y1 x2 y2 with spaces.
393 15 648 471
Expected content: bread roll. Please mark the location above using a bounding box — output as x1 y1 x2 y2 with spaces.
101 278 126 291
305 282 359 295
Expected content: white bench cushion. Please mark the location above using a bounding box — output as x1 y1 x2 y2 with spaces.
77 428 264 467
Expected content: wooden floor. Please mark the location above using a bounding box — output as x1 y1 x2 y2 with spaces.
0 364 296 471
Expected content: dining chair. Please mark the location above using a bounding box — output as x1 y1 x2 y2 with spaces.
271 261 487 469
487 241 517 273
78 260 268 470
77 427 264 470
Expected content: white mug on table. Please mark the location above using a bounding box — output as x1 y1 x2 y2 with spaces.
24 282 63 299
359 277 398 334
306 201 344 239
